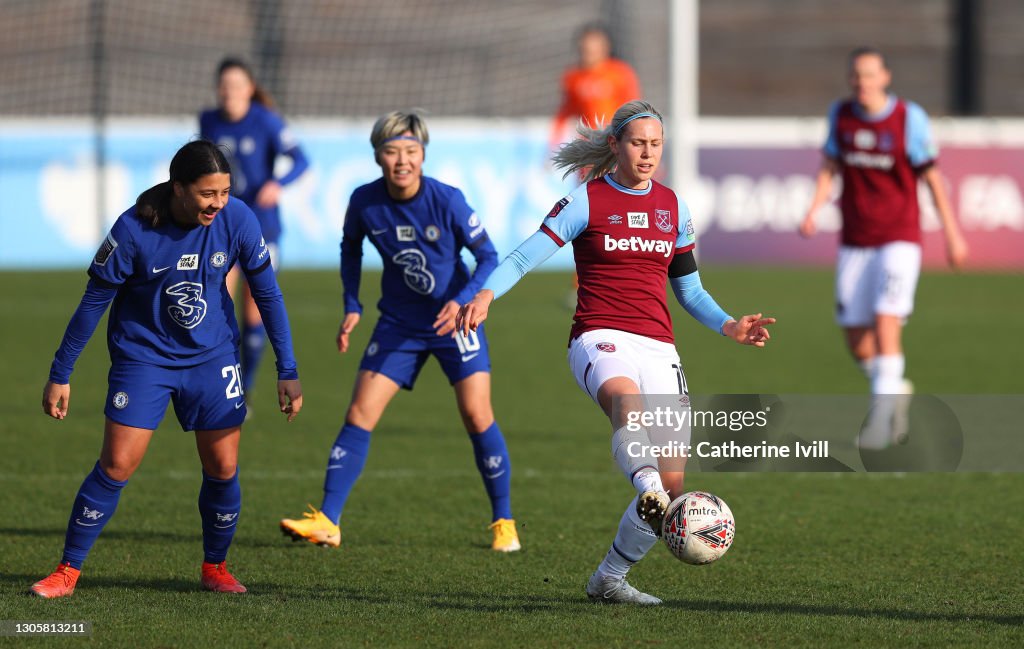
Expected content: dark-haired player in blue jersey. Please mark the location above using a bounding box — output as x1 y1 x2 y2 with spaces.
30 140 303 599
200 57 309 405
280 110 520 552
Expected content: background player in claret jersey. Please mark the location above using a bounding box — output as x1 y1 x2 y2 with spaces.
31 140 303 599
458 101 774 604
280 111 520 553
800 47 968 449
200 57 309 406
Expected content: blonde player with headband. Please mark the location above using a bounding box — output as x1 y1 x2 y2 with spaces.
458 100 774 604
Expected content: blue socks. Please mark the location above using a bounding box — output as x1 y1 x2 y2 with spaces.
320 424 372 524
62 462 127 569
318 421 512 525
469 422 513 521
241 322 267 394
198 470 241 564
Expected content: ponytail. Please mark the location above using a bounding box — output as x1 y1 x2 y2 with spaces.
551 100 663 182
135 182 172 228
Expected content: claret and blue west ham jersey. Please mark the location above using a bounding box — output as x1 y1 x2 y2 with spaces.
88 198 280 368
540 175 695 344
342 176 498 334
199 103 307 243
824 96 937 247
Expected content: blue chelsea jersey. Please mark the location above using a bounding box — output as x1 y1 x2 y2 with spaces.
199 103 299 242
89 197 271 366
343 177 491 332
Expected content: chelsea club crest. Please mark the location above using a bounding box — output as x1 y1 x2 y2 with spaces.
424 225 441 242
210 251 228 268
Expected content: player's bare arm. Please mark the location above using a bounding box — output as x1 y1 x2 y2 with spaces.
800 158 840 238
277 378 303 422
42 381 70 420
457 289 494 335
336 312 361 353
433 300 460 337
723 314 776 347
920 166 969 269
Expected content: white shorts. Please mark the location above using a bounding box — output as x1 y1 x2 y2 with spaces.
568 329 687 404
835 242 921 327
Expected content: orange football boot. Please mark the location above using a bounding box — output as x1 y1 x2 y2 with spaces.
201 562 247 593
30 563 80 598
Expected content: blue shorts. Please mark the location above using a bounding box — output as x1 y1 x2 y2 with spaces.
104 351 247 431
359 321 491 390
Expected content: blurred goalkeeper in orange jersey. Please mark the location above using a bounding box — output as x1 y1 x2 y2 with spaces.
550 22 642 152
551 22 641 300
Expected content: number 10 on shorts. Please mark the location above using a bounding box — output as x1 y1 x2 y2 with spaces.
455 330 481 361
222 364 244 399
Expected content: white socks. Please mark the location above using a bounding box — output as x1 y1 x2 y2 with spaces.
860 354 908 449
858 357 876 381
871 354 905 395
596 496 659 580
611 425 664 494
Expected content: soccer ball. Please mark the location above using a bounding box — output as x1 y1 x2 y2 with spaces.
661 491 736 565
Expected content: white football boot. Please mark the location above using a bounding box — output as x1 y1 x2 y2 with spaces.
586 571 663 605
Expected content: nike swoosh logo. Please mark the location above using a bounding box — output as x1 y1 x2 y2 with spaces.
74 519 100 527
326 464 344 470
152 266 170 274
234 401 244 410
461 353 479 362
214 523 237 529
485 470 506 479
371 228 388 235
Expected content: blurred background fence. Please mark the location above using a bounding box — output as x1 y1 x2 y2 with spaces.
1 0 1022 269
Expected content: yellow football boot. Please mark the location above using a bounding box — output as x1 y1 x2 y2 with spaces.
280 505 341 548
488 518 521 552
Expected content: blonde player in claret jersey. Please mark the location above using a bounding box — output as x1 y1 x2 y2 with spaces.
800 48 968 449
457 100 774 605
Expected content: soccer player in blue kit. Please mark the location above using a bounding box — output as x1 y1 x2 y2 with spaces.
30 140 303 598
200 57 309 401
280 111 520 552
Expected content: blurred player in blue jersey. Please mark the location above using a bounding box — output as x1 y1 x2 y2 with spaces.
30 140 303 599
280 110 520 552
200 57 309 404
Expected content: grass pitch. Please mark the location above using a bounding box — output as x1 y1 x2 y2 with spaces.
0 268 1021 648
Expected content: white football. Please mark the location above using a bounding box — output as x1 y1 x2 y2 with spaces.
662 491 736 565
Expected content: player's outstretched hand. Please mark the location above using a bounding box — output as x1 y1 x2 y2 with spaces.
433 300 460 337
798 212 817 238
456 290 494 336
337 312 361 353
277 379 303 422
256 180 282 209
42 381 70 419
723 314 776 347
946 232 969 270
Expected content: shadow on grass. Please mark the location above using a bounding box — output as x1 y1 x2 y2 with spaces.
0 572 197 594
247 585 1024 627
0 526 292 549
660 597 1023 627
1 571 1019 628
